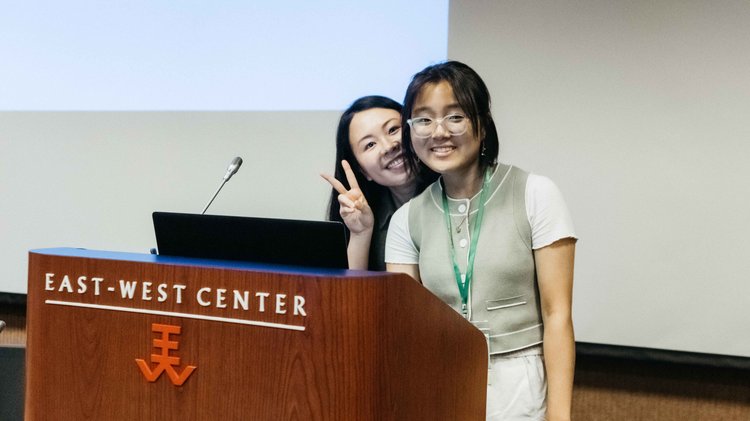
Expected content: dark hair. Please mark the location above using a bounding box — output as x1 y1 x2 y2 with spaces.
327 96 401 225
401 61 499 176
327 95 436 225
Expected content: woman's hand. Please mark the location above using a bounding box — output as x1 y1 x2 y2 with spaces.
321 160 374 235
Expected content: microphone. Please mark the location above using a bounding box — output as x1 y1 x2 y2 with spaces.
201 157 243 215
223 156 243 181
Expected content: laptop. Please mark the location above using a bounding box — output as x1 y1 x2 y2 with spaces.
152 211 348 269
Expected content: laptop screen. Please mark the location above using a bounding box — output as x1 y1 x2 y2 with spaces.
153 212 348 269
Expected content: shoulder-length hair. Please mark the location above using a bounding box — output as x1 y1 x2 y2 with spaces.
401 61 499 176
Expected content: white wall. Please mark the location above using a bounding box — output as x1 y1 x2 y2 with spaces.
1 111 339 293
450 0 750 357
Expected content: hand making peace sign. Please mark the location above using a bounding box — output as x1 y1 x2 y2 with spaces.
320 160 375 235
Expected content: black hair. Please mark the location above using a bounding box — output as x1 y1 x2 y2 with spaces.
327 95 436 225
401 61 499 176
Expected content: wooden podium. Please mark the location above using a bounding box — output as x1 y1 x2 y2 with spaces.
26 248 488 420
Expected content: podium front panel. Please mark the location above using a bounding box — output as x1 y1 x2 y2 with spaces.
26 248 487 420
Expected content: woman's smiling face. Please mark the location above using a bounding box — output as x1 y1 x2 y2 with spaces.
348 107 411 188
410 80 481 178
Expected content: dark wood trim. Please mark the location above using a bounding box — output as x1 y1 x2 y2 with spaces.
576 341 750 371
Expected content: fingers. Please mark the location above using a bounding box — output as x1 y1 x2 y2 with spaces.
321 159 362 194
337 193 360 210
340 206 357 216
341 160 361 191
320 173 348 195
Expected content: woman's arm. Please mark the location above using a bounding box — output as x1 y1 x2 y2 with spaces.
385 263 421 283
535 237 576 421
346 229 373 270
384 204 420 281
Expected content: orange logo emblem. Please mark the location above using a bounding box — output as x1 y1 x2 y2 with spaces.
136 323 196 386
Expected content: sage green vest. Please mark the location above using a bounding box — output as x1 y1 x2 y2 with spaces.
407 164 543 354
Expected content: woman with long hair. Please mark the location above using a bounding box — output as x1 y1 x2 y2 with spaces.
322 95 436 270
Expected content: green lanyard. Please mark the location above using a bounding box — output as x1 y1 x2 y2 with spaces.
440 168 491 318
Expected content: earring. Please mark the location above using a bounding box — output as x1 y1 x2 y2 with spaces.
480 141 487 157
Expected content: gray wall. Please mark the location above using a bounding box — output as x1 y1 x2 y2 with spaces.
1 111 339 292
2 0 749 358
449 0 750 357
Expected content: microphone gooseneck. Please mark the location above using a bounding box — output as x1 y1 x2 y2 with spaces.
201 156 243 215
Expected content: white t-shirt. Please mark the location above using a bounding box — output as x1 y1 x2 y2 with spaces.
385 173 577 264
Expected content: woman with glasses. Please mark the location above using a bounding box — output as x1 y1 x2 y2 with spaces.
321 95 437 270
385 61 577 421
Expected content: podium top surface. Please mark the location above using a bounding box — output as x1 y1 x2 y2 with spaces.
30 247 356 277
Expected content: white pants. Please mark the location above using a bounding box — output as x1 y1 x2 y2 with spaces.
486 345 547 421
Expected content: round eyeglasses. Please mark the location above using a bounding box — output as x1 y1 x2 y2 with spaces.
406 114 468 138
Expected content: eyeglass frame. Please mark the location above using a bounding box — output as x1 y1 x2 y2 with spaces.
406 113 469 138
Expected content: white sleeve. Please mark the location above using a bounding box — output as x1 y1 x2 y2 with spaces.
526 174 578 249
384 202 419 264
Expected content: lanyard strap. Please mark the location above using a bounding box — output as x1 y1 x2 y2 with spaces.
440 168 491 317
